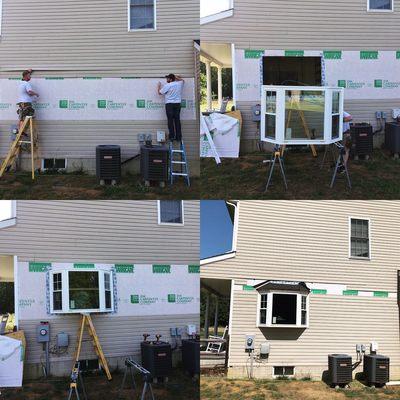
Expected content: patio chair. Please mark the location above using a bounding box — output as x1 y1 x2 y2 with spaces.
205 326 228 353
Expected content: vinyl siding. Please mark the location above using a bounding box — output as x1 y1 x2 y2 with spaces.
20 314 199 366
201 0 400 49
0 0 199 76
0 120 200 175
201 201 400 376
0 200 200 264
236 99 398 146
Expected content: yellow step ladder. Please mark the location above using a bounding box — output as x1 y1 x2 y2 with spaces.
0 116 39 180
73 313 112 381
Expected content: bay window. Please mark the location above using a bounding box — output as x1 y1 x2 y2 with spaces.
50 270 114 313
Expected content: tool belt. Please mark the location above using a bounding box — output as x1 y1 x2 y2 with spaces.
17 102 35 120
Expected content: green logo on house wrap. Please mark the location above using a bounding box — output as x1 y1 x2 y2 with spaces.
19 299 36 308
244 49 264 59
136 99 164 110
397 51 400 59
188 265 200 273
131 294 158 305
29 262 51 272
33 103 50 110
285 50 304 57
338 80 346 88
360 51 378 60
323 51 342 60
168 294 194 304
97 100 127 110
73 263 95 269
338 80 365 90
115 264 134 273
59 100 88 110
374 80 383 88
152 265 171 273
374 79 400 89
136 99 146 108
242 285 255 291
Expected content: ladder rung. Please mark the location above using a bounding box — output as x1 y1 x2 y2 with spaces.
172 150 184 153
172 173 188 176
172 161 185 164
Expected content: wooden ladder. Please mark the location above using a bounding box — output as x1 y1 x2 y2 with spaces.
74 313 112 381
0 116 39 180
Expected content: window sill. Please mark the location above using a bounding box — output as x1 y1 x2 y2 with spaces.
128 28 157 32
366 9 394 12
349 256 371 261
158 222 184 226
51 309 113 314
0 218 16 229
258 324 308 329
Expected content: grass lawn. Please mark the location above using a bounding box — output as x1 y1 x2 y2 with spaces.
0 172 199 199
201 376 400 400
200 100 235 113
200 148 400 199
1 368 199 400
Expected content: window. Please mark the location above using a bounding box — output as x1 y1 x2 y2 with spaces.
158 200 184 224
273 366 295 377
0 201 16 229
129 0 156 31
50 270 114 313
350 218 370 259
368 0 393 11
42 158 67 171
257 292 309 328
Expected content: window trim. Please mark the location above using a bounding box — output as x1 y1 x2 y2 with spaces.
128 0 157 32
273 366 295 378
348 216 371 260
0 0 3 36
367 0 394 12
157 200 184 226
257 291 309 328
41 158 67 172
49 269 114 314
0 200 17 229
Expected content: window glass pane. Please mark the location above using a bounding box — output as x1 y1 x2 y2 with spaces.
351 219 369 257
160 201 183 223
260 309 266 324
53 291 62 311
266 91 276 114
274 366 284 376
265 115 276 139
130 0 154 29
105 291 112 309
104 273 112 309
332 115 340 140
272 294 297 324
261 294 268 309
285 90 325 141
53 273 62 291
332 92 340 114
68 272 99 310
0 201 12 222
369 0 392 9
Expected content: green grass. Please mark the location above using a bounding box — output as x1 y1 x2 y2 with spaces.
0 171 199 200
200 147 400 199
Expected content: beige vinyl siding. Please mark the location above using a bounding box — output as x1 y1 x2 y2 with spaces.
236 99 397 149
201 0 400 49
0 200 200 264
0 0 199 76
229 290 400 372
0 120 200 175
20 313 199 366
202 201 400 292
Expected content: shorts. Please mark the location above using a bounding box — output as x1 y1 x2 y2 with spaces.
17 102 35 121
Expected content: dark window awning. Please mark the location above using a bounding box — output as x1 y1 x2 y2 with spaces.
253 280 310 293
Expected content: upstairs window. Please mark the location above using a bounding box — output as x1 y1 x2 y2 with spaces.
50 270 114 313
368 0 393 11
158 201 184 225
350 218 370 259
0 201 16 229
129 0 156 30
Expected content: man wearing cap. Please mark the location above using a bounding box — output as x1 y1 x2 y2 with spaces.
17 69 39 132
157 74 184 141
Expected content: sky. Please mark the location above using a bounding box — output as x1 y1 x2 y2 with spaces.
0 201 12 222
200 200 233 259
201 0 231 17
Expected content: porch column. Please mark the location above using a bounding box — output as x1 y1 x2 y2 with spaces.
204 291 210 338
205 60 212 111
213 296 219 336
217 66 223 108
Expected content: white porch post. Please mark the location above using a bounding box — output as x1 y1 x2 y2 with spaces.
217 66 223 108
213 296 219 335
205 60 212 111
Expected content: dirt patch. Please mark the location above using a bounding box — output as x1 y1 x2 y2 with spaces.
200 377 400 400
200 148 400 199
1 369 199 400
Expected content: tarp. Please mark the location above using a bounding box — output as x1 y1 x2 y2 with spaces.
0 335 24 388
0 78 196 121
200 111 242 158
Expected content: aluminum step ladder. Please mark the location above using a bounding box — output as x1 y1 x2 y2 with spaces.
169 140 190 186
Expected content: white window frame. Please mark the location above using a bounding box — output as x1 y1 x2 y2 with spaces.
260 85 344 145
348 217 371 260
367 0 394 12
273 366 295 378
128 0 157 32
41 158 67 172
257 291 309 328
157 200 184 225
0 200 17 229
49 269 114 314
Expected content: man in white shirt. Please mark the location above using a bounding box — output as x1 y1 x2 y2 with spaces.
17 69 39 132
157 74 184 141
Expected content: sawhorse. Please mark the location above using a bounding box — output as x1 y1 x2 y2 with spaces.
330 143 352 189
264 145 288 192
67 362 87 400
